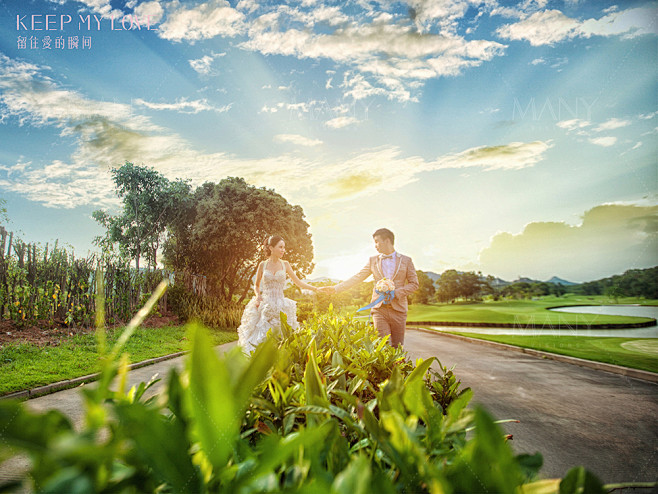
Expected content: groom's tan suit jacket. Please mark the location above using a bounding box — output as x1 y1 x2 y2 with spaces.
334 253 419 313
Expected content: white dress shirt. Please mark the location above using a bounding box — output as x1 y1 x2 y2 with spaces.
380 251 396 279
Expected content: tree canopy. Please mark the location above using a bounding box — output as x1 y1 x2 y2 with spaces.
93 162 191 271
410 270 435 305
164 177 314 302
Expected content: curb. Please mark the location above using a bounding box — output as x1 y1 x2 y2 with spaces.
407 319 657 329
409 327 658 384
0 350 188 402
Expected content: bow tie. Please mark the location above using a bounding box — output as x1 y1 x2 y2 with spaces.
381 254 394 259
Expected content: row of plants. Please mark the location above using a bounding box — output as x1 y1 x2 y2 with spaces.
0 288 617 493
0 230 172 327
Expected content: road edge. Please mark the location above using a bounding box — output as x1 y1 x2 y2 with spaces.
409 326 658 384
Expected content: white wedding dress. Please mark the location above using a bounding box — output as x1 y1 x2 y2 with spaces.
237 267 299 353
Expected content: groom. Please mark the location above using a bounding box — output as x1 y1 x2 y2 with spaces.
321 228 419 347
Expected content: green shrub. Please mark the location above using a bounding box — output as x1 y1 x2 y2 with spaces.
168 283 243 329
0 297 616 493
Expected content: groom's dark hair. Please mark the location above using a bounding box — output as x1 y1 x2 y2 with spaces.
373 228 394 244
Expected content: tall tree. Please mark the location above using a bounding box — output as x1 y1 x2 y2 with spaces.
93 162 191 271
435 270 461 303
164 177 314 302
410 271 435 305
459 271 487 300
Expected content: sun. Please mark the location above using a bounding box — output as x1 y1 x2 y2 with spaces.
312 248 375 282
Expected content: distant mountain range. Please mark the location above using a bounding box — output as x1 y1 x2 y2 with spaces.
423 271 577 286
309 272 578 286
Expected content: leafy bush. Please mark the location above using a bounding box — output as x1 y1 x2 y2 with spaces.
167 283 243 329
0 294 613 493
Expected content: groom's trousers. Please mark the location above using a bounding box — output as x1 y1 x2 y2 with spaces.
371 305 406 348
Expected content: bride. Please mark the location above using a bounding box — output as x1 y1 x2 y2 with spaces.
237 235 318 353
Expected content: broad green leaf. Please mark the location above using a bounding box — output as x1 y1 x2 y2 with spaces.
517 452 544 481
447 406 522 494
280 311 293 339
331 455 371 494
405 356 436 386
234 337 277 412
380 366 405 415
559 466 606 494
305 345 330 410
233 424 331 487
186 322 236 470
114 401 202 493
167 368 186 421
519 478 562 494
41 467 94 494
403 378 435 421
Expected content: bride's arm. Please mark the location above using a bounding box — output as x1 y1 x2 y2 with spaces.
284 261 318 292
254 261 264 306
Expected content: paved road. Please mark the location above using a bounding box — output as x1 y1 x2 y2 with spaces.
2 331 657 486
404 329 658 484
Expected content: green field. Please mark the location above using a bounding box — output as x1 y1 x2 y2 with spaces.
0 325 238 396
407 295 657 326
436 331 658 373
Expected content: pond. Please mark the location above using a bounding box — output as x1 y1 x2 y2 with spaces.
416 305 658 338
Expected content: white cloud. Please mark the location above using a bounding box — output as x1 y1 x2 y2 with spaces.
238 10 506 102
556 118 591 132
589 136 617 147
274 134 323 147
78 0 124 18
236 0 258 14
133 0 164 24
497 6 658 46
189 55 214 75
403 0 470 34
496 9 580 46
188 52 226 75
138 1 508 103
325 116 359 129
478 204 658 281
158 0 246 42
0 55 157 132
0 159 118 209
579 6 658 39
134 98 232 114
435 140 553 171
594 118 631 132
639 111 658 120
558 117 635 146
530 57 545 65
0 54 552 209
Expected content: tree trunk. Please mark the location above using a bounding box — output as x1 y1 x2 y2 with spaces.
238 264 259 304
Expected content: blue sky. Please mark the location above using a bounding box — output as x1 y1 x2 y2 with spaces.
0 0 656 283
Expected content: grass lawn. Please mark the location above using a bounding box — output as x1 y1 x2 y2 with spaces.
407 295 657 326
438 331 658 373
0 324 238 396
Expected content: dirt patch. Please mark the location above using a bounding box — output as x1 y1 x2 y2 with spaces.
0 311 181 348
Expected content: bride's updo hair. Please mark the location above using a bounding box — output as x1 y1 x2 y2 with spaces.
263 235 284 256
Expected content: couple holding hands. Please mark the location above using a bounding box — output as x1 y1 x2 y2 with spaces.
237 228 419 353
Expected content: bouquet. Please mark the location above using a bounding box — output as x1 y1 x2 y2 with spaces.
376 278 396 293
357 278 396 312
